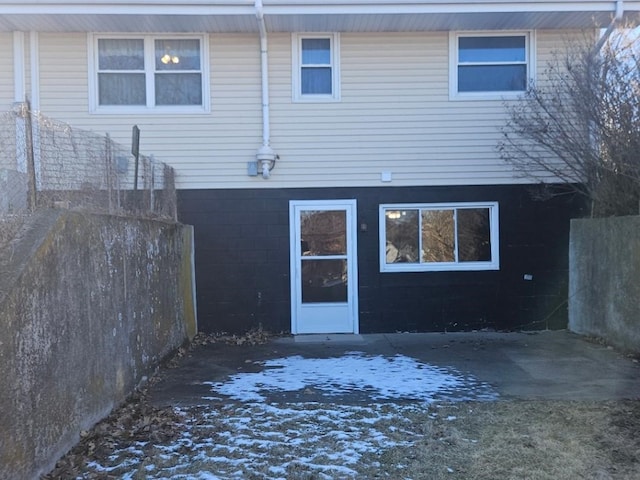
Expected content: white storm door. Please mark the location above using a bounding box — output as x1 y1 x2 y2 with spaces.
289 199 359 334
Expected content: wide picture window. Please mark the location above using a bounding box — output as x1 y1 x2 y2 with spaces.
93 35 206 111
380 202 499 272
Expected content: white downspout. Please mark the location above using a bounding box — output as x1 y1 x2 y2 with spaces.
255 0 277 179
12 31 25 103
593 0 624 53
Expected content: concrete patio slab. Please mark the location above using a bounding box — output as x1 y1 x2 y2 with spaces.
148 330 640 407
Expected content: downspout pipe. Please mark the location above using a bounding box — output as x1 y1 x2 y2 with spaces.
593 0 624 53
255 0 277 179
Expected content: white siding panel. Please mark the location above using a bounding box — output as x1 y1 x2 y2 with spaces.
0 33 14 109
36 33 263 190
32 30 582 189
266 32 518 188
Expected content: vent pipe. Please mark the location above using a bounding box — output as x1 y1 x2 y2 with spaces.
255 0 277 179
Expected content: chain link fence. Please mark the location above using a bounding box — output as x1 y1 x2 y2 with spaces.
0 103 177 220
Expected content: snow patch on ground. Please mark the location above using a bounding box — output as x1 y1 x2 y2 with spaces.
206 351 497 402
81 352 497 478
87 402 432 479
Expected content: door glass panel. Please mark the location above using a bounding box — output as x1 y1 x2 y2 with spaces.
300 210 346 256
301 259 347 303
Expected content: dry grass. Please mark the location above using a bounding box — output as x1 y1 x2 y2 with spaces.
43 333 640 479
44 396 640 479
395 400 640 480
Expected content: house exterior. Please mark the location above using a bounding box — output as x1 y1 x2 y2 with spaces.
1 1 637 335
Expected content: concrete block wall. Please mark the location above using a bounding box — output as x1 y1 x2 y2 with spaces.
569 215 640 354
0 210 196 480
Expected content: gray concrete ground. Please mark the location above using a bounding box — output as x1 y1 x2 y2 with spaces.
148 330 640 407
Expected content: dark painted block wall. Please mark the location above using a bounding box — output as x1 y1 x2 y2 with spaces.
178 185 586 334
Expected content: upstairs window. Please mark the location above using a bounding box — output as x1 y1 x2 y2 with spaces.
90 35 209 113
380 202 500 272
292 33 340 102
450 32 534 99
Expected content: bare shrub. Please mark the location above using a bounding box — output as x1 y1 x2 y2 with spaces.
499 25 640 217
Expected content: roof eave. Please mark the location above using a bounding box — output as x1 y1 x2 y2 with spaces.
0 1 636 33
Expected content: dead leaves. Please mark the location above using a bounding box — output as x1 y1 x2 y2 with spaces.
42 391 186 479
191 325 273 347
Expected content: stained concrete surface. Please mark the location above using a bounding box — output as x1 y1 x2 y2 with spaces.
149 330 640 407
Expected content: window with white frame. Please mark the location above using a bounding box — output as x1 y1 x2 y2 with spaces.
292 33 340 101
91 35 208 112
450 32 533 98
380 202 500 272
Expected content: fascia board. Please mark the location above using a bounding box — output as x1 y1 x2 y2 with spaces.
0 0 635 15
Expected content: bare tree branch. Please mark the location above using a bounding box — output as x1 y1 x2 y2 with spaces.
499 26 640 217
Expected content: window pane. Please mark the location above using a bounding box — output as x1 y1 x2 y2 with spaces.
302 38 331 64
155 39 201 70
98 73 146 105
301 67 332 94
421 210 455 263
458 65 527 92
459 36 525 63
457 209 492 262
300 210 346 255
385 210 419 263
302 259 347 303
98 39 144 70
155 73 202 105
300 210 347 255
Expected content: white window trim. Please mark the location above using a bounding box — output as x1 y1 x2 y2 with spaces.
379 201 500 273
88 33 210 114
291 33 341 103
449 30 536 101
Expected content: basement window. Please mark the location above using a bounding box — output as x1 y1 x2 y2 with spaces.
380 202 500 272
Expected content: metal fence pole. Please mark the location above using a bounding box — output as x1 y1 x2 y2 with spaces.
23 102 37 211
105 133 113 214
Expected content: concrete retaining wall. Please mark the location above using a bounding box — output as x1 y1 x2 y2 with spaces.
569 215 640 354
0 210 196 480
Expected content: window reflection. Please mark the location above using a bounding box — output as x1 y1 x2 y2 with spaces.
384 206 494 265
300 210 346 256
302 259 347 303
385 210 419 263
421 210 455 263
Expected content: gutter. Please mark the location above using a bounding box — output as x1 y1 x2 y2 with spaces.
254 0 277 179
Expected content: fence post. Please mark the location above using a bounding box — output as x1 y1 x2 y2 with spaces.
23 102 37 211
131 125 140 191
105 134 114 214
149 154 155 215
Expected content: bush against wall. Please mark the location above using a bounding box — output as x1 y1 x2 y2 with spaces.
499 26 640 217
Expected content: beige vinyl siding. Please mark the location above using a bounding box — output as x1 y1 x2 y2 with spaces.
269 31 522 188
33 30 581 189
0 34 15 109
37 33 262 189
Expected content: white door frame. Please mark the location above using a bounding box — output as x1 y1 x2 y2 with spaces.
289 199 359 334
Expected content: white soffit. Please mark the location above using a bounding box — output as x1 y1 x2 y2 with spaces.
0 1 637 32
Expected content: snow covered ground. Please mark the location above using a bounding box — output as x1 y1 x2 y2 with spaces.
84 352 498 479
